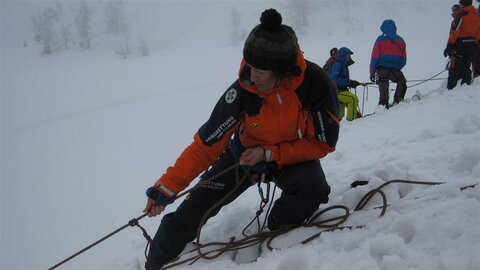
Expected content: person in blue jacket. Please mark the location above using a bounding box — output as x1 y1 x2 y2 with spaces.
330 47 362 121
369 19 407 108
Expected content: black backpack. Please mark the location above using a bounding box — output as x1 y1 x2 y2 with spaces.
323 58 334 75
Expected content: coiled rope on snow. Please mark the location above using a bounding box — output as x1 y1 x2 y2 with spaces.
48 161 477 270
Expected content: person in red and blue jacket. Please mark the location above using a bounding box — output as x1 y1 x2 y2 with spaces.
142 9 339 270
369 19 407 108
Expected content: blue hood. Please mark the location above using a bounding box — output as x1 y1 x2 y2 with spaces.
380 19 397 37
337 47 353 64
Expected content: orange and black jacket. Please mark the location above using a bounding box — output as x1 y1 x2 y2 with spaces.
153 50 340 196
448 5 480 53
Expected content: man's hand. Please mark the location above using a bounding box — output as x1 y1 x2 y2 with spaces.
143 186 174 217
349 80 360 88
143 198 166 217
239 146 264 166
443 48 450 57
444 44 454 58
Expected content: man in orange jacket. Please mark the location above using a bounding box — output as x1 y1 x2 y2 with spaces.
444 0 480 89
142 8 340 270
474 0 480 77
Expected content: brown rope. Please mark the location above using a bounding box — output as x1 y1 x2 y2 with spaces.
194 165 252 260
48 173 477 269
160 179 478 269
49 163 243 270
48 213 149 270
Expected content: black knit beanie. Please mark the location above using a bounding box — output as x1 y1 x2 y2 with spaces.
243 9 299 71
459 0 472 6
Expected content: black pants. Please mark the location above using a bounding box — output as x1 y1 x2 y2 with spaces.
448 53 474 90
146 151 330 269
376 67 407 105
474 44 480 77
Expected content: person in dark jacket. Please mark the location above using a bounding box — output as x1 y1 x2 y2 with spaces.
369 19 407 108
323 47 338 75
330 47 362 121
474 0 480 77
142 9 340 270
444 0 479 89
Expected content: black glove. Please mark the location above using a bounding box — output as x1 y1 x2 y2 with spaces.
349 80 360 88
444 44 453 57
370 76 375 83
443 48 449 57
146 186 175 206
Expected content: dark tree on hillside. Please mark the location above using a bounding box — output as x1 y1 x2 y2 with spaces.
76 0 92 50
104 0 124 35
116 20 130 59
60 20 73 50
31 11 55 54
30 2 74 54
54 2 73 50
137 38 149 56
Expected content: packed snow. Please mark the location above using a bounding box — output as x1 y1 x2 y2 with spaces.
1 0 479 270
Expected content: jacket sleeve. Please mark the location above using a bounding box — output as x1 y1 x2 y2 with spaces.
154 83 243 195
370 39 381 76
263 110 339 166
264 63 340 166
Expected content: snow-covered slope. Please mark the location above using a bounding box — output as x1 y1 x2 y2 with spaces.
1 1 479 269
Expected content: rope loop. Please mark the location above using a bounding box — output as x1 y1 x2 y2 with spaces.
161 179 474 269
48 162 477 270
